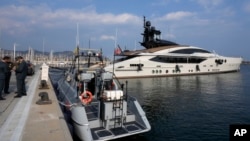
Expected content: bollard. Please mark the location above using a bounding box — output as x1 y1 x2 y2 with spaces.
36 92 52 105
39 80 49 89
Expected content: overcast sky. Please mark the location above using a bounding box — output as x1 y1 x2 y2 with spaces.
0 0 249 60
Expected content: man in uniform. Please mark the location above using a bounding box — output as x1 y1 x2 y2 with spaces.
0 57 8 100
3 56 13 94
14 56 28 98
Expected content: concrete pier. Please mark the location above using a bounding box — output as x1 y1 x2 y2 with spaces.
0 66 73 141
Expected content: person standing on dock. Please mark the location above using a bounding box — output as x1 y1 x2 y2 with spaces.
0 57 8 100
13 56 28 98
3 56 13 94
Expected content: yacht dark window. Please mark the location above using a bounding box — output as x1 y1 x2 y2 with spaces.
130 64 144 67
150 56 206 64
170 48 210 54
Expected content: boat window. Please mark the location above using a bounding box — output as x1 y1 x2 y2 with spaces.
150 56 206 63
130 64 144 67
169 48 211 54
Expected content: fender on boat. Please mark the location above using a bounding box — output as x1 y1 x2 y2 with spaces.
133 100 151 131
127 96 151 131
71 107 92 141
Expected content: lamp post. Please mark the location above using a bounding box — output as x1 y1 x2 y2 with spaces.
13 43 20 61
14 43 16 60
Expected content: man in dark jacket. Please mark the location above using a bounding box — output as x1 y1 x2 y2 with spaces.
3 56 13 94
0 57 8 100
14 56 28 98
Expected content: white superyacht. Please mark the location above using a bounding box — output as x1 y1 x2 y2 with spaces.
105 17 242 78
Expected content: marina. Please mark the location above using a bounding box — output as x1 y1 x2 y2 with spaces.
0 62 249 141
0 30 247 140
0 20 246 141
1 0 250 140
0 47 152 141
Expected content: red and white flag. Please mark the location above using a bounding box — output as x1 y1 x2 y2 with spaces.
114 46 122 55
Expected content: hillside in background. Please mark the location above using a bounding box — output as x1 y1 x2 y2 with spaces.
0 49 74 56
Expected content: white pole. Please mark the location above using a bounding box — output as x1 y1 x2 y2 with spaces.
14 43 16 60
43 39 45 62
77 23 79 47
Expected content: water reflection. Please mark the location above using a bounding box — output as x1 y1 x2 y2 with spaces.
118 70 248 141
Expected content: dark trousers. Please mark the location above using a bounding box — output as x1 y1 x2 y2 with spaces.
4 72 11 93
16 78 26 96
0 79 4 97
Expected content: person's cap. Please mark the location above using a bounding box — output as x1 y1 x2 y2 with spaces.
3 56 10 60
17 56 23 59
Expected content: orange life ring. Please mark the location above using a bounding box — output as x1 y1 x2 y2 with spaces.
80 91 93 105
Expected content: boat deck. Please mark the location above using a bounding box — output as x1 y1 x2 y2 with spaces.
91 121 145 140
84 100 146 140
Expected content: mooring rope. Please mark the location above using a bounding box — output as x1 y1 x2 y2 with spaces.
57 101 77 110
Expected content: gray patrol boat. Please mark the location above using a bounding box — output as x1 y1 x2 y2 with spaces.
49 48 151 141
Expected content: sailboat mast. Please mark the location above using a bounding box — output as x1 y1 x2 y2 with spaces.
77 23 79 47
43 39 45 62
77 23 80 72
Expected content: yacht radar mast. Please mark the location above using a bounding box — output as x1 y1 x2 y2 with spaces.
140 16 179 49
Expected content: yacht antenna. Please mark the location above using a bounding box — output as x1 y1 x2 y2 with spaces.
143 16 146 28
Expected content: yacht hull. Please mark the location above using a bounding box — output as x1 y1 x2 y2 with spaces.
105 56 242 79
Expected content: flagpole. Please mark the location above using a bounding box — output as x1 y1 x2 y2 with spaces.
113 28 117 74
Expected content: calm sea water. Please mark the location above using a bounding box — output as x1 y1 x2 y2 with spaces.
117 64 250 141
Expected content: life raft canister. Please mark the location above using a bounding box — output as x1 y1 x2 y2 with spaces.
80 91 93 105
